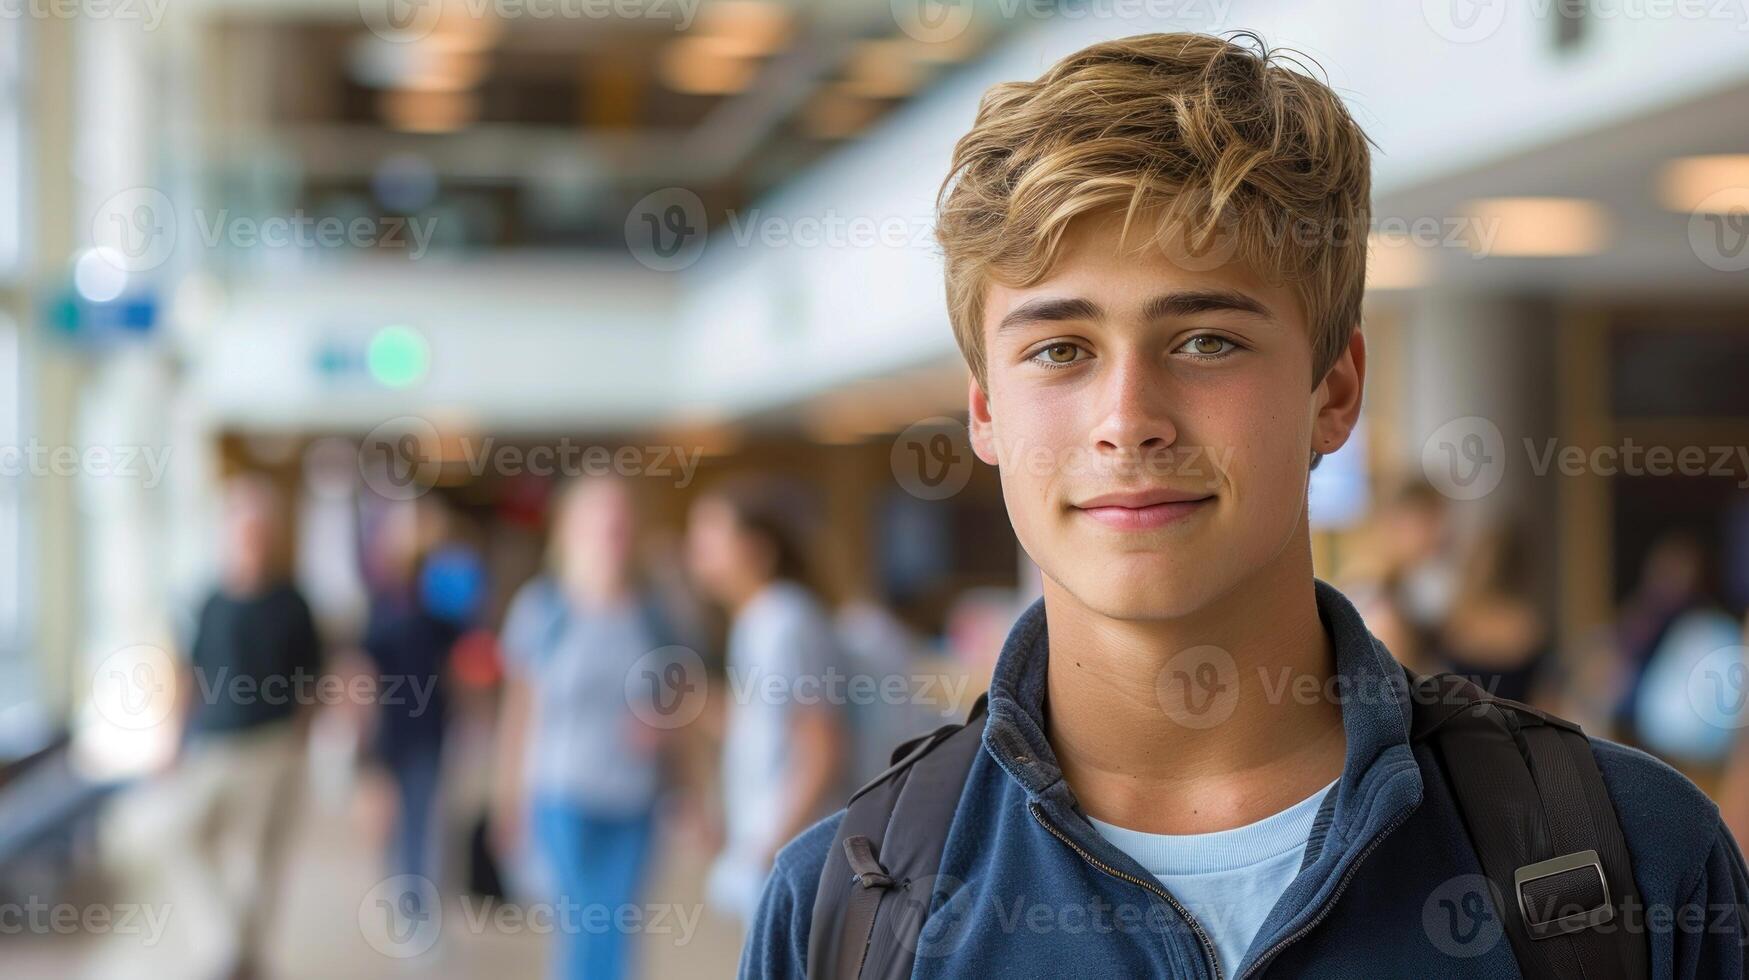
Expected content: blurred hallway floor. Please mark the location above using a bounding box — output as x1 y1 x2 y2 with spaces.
2 778 747 980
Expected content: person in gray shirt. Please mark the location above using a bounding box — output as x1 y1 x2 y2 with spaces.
492 475 680 980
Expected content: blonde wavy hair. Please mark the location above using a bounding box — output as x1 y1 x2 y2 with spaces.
936 32 1376 391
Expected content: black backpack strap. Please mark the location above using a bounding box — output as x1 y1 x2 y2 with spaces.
1407 668 1648 980
806 693 987 980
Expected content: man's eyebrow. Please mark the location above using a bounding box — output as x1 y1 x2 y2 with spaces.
1142 289 1274 321
994 289 1273 335
994 296 1103 335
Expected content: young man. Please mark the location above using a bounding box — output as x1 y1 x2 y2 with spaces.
740 32 1749 978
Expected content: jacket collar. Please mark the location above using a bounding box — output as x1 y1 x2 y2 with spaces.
980 577 1424 859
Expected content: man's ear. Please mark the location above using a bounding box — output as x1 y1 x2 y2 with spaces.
1312 329 1366 456
968 373 1000 467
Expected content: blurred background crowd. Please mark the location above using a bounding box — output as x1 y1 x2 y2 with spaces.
2 1 1749 978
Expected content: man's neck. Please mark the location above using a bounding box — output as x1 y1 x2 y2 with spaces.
1042 533 1347 835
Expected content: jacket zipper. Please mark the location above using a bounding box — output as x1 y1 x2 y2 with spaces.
1234 805 1414 979
1028 801 1225 980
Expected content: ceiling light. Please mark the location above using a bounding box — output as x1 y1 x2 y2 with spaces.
842 39 926 99
660 36 759 95
1458 197 1610 257
694 0 791 57
1658 155 1749 213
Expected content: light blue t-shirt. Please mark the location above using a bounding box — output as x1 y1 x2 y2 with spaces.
500 576 670 815
1087 778 1336 978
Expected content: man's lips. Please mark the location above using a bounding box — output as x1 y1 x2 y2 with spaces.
1071 489 1214 531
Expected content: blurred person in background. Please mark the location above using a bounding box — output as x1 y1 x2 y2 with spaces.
1613 530 1714 742
685 475 847 928
358 496 484 915
169 472 324 980
834 593 951 786
1337 480 1458 673
1720 611 1749 846
492 474 681 980
1429 519 1550 704
1623 531 1743 770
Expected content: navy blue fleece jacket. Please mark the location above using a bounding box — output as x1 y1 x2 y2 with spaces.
741 580 1749 978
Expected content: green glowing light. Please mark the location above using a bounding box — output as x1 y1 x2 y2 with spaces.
367 324 429 388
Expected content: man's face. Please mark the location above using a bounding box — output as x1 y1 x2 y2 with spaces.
968 208 1362 621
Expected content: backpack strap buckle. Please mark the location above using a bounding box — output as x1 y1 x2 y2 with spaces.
842 835 894 890
1514 849 1613 939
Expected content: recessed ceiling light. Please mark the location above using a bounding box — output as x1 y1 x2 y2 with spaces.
694 0 791 58
1657 155 1749 213
1458 197 1610 257
842 40 926 99
660 36 759 95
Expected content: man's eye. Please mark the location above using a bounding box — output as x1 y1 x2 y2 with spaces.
1178 335 1237 357
1029 343 1085 368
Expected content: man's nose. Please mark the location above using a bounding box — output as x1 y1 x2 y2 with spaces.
1088 353 1178 455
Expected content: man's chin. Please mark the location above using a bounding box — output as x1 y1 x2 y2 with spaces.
1051 566 1234 622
